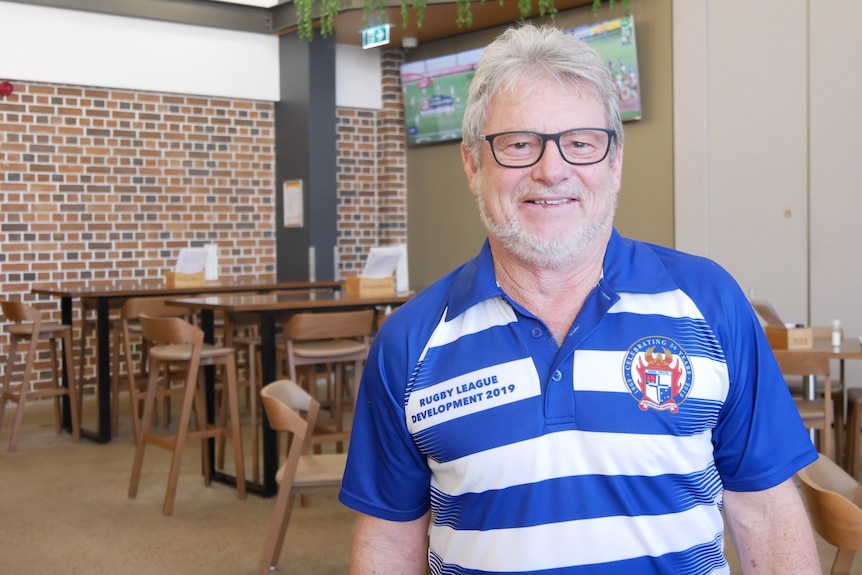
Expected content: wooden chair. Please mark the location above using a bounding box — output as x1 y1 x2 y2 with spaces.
127 314 246 515
114 296 190 439
844 388 862 480
217 310 275 484
0 300 81 451
280 309 375 449
797 453 862 574
773 349 834 459
257 378 346 574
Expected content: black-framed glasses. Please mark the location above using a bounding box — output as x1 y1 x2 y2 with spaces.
479 128 616 168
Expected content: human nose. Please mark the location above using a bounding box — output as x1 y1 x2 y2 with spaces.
530 136 569 182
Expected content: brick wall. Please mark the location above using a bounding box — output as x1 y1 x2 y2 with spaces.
336 48 407 276
0 46 407 389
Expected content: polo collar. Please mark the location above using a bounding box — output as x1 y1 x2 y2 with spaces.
445 230 679 321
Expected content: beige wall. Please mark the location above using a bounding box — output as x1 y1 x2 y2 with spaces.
674 0 862 373
406 0 673 290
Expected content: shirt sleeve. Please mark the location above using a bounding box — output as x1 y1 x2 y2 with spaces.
706 276 818 492
338 313 433 521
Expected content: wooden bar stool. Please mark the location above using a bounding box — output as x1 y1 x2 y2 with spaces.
257 378 346 574
219 310 273 484
114 297 190 440
0 300 81 452
845 388 862 479
127 314 246 515
773 349 834 459
280 309 375 451
797 453 862 574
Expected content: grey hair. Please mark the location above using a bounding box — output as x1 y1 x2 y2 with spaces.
462 23 623 165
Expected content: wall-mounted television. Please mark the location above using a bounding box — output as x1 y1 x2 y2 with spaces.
569 15 643 122
400 15 642 146
400 47 483 146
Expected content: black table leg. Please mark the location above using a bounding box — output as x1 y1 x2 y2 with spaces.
95 297 111 443
259 310 279 497
70 297 110 443
201 309 216 478
60 296 73 430
211 309 278 497
205 310 272 497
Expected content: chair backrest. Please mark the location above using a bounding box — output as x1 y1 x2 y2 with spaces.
138 314 204 348
773 348 834 458
258 379 341 573
797 454 862 550
260 379 321 457
772 349 831 379
376 305 399 328
121 297 189 321
0 300 41 325
282 309 375 342
773 348 832 398
136 315 205 384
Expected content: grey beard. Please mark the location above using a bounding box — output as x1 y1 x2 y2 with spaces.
475 182 616 269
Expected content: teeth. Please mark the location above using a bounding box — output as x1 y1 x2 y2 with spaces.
531 199 568 205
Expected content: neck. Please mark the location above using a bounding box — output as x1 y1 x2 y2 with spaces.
491 240 606 345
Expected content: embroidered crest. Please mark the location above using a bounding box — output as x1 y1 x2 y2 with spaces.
622 337 693 412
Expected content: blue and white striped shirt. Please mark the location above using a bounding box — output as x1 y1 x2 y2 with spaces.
340 230 816 575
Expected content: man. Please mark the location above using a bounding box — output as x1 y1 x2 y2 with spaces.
339 24 820 574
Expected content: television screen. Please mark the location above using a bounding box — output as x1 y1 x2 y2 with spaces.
399 15 642 146
400 47 483 146
569 15 643 122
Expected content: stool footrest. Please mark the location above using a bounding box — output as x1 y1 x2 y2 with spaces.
142 425 233 449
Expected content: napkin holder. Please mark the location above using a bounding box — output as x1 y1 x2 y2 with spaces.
764 326 813 350
165 270 206 288
345 275 395 298
809 326 842 342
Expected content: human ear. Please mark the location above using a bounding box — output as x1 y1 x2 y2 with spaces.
461 143 480 197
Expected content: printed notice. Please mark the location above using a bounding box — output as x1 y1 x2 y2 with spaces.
283 180 303 228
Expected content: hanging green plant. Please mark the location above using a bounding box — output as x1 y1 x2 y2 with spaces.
363 0 388 32
592 0 629 16
537 0 558 20
296 0 628 41
319 0 342 36
295 0 314 40
400 0 428 30
456 0 476 28
451 0 557 31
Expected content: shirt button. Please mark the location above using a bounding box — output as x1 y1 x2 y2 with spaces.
530 327 543 338
551 370 563 382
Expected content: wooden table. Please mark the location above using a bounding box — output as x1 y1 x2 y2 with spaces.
813 337 862 412
803 337 862 470
31 279 341 443
168 289 412 496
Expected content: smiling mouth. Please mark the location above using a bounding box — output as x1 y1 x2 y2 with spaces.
527 198 572 205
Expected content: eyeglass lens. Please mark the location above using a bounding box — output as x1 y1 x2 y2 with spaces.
489 129 612 167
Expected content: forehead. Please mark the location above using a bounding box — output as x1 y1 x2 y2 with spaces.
485 77 606 132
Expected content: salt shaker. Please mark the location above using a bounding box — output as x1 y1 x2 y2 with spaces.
832 319 842 348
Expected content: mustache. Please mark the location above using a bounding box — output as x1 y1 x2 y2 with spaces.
514 181 584 202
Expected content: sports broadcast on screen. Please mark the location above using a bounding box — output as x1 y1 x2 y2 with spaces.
400 15 642 146
569 15 643 122
400 47 483 146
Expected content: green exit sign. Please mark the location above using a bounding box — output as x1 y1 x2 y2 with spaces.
362 24 390 49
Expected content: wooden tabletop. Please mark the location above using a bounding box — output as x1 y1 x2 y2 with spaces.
31 279 342 299
167 289 412 313
812 337 862 359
